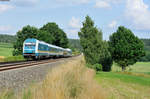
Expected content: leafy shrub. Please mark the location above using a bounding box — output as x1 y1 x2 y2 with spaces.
86 63 93 68
93 64 102 72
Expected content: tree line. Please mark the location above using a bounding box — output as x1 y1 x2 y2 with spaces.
69 39 82 51
0 34 16 43
79 16 145 71
139 39 150 62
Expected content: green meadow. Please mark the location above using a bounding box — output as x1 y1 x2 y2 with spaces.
95 62 150 99
0 43 25 62
0 43 13 57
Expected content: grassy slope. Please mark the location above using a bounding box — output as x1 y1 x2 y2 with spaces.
0 43 13 57
95 62 150 99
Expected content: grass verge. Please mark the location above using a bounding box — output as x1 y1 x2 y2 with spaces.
4 56 26 62
0 56 26 62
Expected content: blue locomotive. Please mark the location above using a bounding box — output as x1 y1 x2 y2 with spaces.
23 38 72 59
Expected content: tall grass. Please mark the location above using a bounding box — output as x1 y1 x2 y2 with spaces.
25 57 105 99
0 56 5 62
0 56 105 99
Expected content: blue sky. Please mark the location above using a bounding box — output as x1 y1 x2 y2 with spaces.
0 0 150 40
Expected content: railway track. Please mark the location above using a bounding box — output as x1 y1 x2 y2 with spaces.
0 54 81 72
0 58 65 72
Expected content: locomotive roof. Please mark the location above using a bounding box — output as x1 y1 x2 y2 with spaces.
25 38 66 51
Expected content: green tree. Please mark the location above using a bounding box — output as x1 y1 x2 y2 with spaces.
13 25 38 56
40 22 69 48
109 26 145 71
78 16 112 71
37 30 53 44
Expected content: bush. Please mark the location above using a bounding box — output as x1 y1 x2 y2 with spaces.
86 63 93 68
93 64 102 72
101 54 113 72
12 49 22 56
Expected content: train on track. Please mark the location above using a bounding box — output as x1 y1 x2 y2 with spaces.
23 38 72 59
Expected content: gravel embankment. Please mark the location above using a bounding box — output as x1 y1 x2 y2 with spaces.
0 57 78 92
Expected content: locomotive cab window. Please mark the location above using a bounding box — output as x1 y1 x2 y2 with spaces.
25 43 35 49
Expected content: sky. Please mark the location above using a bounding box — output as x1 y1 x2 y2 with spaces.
0 0 150 40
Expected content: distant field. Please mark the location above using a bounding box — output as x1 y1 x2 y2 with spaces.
0 43 26 62
130 62 150 74
112 62 150 74
96 62 150 99
0 43 13 57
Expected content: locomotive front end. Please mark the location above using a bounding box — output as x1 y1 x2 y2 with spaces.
23 38 37 59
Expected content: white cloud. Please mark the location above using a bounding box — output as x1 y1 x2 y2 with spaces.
95 1 110 8
80 0 90 4
69 17 81 29
55 0 90 5
13 0 39 7
43 0 90 8
125 0 150 30
67 17 81 39
108 20 117 28
94 0 124 9
0 26 12 32
0 4 13 13
108 0 124 4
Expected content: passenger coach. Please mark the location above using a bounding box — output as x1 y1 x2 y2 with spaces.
23 38 72 59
